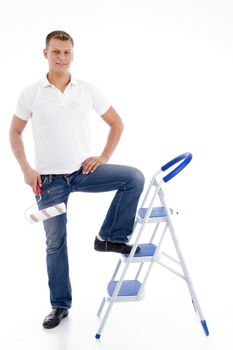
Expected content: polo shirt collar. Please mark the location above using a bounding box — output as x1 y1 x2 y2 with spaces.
42 75 78 88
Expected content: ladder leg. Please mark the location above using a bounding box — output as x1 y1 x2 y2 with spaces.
135 262 144 280
96 259 122 319
187 279 209 336
201 320 209 336
166 215 209 335
175 244 209 335
95 299 115 339
97 297 106 318
160 194 209 336
95 257 130 339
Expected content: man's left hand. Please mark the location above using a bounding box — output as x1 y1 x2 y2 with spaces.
82 155 109 174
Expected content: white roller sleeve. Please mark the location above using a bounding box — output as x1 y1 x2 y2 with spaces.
25 203 66 224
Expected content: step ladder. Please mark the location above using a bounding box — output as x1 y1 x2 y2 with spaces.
95 153 209 339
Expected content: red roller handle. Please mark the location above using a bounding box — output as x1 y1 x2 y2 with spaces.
36 184 42 194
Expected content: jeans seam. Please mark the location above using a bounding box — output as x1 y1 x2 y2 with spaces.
72 181 122 192
105 185 124 241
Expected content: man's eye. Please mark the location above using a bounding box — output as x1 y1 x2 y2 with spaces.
53 50 60 54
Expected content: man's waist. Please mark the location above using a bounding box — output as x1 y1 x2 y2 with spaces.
40 169 81 180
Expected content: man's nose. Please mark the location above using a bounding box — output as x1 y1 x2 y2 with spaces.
58 52 66 60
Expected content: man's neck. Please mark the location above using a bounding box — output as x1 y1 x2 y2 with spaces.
47 72 71 92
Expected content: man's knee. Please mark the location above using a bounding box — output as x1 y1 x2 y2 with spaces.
44 221 67 254
46 235 67 254
129 167 145 193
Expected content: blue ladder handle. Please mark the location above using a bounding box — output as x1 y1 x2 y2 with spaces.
161 152 192 183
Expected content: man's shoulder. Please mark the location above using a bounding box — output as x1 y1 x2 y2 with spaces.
74 79 103 95
20 79 43 96
74 78 94 89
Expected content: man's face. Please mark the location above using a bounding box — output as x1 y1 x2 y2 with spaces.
43 38 73 74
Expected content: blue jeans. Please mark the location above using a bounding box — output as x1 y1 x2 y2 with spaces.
37 164 145 309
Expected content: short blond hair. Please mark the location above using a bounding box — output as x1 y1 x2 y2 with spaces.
46 30 74 48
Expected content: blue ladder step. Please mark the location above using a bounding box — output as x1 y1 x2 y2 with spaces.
107 280 142 297
123 243 156 258
138 207 174 219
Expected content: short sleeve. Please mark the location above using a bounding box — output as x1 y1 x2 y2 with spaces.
15 90 31 121
90 84 111 115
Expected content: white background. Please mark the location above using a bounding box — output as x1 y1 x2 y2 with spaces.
0 0 232 349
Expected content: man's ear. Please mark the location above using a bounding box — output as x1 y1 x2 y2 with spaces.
43 48 48 59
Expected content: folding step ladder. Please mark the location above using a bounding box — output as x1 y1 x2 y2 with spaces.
95 152 209 339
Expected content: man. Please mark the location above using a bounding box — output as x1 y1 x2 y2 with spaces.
9 30 144 329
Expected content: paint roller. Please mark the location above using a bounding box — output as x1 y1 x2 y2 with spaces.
24 184 66 224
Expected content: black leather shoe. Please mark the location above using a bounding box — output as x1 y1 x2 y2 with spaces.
43 308 69 329
94 236 140 254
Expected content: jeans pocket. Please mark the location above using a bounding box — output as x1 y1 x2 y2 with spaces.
41 175 49 186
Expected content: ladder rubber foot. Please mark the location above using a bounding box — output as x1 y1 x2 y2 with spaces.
201 320 209 336
95 333 101 339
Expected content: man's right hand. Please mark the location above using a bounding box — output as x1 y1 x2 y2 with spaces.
23 165 41 194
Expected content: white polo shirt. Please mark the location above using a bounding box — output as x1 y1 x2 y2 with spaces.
15 76 111 174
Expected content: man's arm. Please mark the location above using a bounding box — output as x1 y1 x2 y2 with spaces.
9 115 41 193
82 106 124 174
